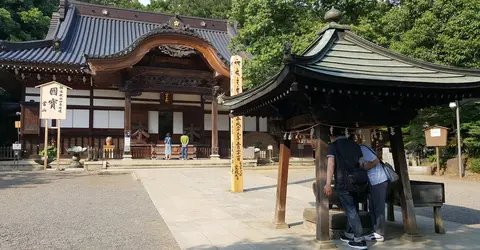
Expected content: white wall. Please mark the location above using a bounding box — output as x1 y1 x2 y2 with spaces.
61 109 89 128
93 99 124 107
173 94 201 102
219 115 229 131
148 111 159 133
67 97 90 106
204 114 212 130
243 116 256 132
93 110 124 129
173 112 183 134
259 117 268 132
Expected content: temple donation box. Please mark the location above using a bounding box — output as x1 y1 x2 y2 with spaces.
424 126 448 147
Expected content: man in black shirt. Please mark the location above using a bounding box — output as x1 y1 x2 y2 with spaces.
323 129 367 249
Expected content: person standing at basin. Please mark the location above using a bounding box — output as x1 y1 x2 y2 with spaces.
358 143 388 242
323 128 368 250
164 133 172 160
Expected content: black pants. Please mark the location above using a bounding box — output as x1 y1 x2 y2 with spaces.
369 181 388 236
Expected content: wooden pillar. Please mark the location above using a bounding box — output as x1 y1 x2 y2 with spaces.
315 126 336 249
210 86 220 159
273 139 291 229
389 126 420 240
123 93 132 159
436 146 441 176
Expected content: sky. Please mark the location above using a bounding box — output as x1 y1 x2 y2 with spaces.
138 0 150 5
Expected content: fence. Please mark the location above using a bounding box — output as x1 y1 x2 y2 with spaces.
0 146 15 160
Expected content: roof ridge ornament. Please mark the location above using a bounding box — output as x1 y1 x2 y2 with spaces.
324 6 342 23
283 42 293 64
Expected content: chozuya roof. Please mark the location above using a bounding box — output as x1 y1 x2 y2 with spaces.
223 22 480 111
0 0 233 70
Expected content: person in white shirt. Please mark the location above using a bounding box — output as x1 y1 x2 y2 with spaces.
358 144 388 242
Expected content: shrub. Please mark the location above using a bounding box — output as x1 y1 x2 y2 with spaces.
469 158 480 174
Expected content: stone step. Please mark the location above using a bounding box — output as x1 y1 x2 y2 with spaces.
303 208 373 239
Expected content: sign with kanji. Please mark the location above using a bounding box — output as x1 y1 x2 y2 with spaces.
230 55 243 192
36 81 71 120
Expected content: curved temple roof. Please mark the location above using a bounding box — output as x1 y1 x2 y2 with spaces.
0 0 232 69
223 23 480 112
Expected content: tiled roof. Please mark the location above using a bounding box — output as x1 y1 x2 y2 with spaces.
296 27 480 84
0 2 232 68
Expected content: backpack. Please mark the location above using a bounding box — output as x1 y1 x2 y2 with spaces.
331 140 370 194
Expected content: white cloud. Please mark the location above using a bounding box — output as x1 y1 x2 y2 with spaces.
138 0 150 5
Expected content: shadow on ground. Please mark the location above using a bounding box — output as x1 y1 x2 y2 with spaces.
244 178 315 192
0 171 129 189
187 220 478 250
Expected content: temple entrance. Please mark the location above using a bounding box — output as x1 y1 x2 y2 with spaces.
158 112 173 140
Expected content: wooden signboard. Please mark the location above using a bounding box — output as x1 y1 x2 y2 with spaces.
424 126 448 176
230 55 243 192
36 81 72 170
424 126 448 147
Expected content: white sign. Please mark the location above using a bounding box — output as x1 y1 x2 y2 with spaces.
12 143 21 150
36 81 71 120
124 137 131 152
430 128 441 137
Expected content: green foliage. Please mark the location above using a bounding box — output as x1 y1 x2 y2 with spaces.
148 0 232 19
469 158 480 174
0 0 57 41
39 145 57 160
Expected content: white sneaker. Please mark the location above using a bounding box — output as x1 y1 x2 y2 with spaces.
364 232 384 242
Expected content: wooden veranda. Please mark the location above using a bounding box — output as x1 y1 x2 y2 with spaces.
222 7 480 248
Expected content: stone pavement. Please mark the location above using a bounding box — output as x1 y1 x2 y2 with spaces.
132 168 480 250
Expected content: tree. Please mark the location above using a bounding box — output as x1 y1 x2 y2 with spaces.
230 0 386 87
148 0 232 19
0 0 57 41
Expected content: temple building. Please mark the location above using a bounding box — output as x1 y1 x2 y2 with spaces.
0 0 272 159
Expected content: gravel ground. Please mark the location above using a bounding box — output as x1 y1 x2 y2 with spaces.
257 169 480 225
0 171 179 250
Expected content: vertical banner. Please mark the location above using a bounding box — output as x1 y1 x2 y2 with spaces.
230 55 243 192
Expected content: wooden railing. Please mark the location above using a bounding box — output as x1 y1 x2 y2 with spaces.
131 145 151 159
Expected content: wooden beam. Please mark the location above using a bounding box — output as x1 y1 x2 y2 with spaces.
314 126 336 249
273 139 291 229
389 126 421 240
126 67 213 80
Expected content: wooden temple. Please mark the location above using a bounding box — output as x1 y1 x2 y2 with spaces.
0 0 271 159
222 8 480 247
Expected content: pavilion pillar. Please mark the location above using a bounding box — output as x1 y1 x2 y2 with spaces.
210 86 220 159
273 138 291 229
314 125 336 249
123 93 132 160
389 126 421 241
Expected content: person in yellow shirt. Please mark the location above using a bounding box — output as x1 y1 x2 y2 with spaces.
180 132 189 160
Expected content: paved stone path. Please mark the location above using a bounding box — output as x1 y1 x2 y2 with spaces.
134 168 480 250
0 171 179 250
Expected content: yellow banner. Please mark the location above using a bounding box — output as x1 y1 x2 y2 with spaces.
230 55 243 192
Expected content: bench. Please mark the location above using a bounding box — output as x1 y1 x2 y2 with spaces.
387 180 445 234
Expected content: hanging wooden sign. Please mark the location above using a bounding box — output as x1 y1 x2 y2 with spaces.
230 55 243 192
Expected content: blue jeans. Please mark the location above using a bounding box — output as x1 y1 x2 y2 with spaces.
181 145 188 159
337 189 364 241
